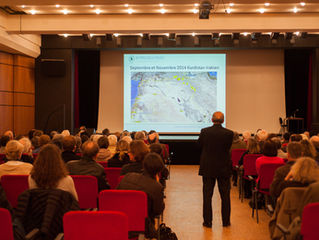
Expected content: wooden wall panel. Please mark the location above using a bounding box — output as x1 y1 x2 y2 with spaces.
0 52 13 65
0 106 13 134
0 92 13 105
13 55 35 68
13 67 35 93
0 64 13 91
14 107 34 135
14 93 34 107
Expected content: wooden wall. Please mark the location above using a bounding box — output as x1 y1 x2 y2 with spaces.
0 52 35 136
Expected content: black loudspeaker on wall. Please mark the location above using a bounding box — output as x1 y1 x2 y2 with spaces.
41 59 66 77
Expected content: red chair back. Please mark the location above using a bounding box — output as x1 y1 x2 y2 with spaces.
0 208 14 240
96 161 108 168
301 202 319 240
63 211 128 240
1 175 29 208
258 163 284 190
104 167 122 189
231 149 246 167
243 154 262 176
71 175 98 209
99 190 147 232
118 175 124 185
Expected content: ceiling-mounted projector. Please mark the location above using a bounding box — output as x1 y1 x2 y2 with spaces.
199 1 213 19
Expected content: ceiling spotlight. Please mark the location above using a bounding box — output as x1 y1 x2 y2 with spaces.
89 34 95 38
165 33 169 37
229 3 234 7
242 32 249 36
62 9 69 14
192 32 196 37
143 33 150 40
300 2 306 6
63 34 68 38
55 4 60 8
293 7 299 13
21 5 25 8
264 2 270 6
113 33 119 37
258 8 265 13
90 5 94 8
159 3 164 7
295 31 300 36
226 8 232 14
168 33 176 41
124 4 129 7
193 8 199 14
30 9 37 15
82 34 92 41
199 0 213 19
160 8 166 14
194 3 199 7
95 9 102 14
127 8 134 14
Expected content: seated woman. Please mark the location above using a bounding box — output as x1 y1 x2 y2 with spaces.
238 137 260 166
120 140 149 175
96 136 112 162
28 144 78 201
107 135 118 156
117 152 165 238
108 139 131 168
300 139 317 159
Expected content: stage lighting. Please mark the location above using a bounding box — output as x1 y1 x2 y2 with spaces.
168 33 176 41
82 34 92 41
199 0 213 19
143 33 150 40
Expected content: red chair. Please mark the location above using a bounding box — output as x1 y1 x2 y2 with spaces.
99 190 147 237
231 149 247 168
104 167 122 189
63 211 128 240
300 202 319 240
1 175 29 208
71 175 98 209
0 208 14 240
239 154 262 201
118 175 124 185
96 161 108 168
252 162 284 223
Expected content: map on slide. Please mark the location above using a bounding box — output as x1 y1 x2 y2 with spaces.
131 72 217 123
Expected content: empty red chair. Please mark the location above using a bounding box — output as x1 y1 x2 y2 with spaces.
96 161 108 168
1 175 29 208
231 149 246 168
104 167 122 189
99 190 147 236
0 208 14 240
71 175 98 209
300 202 319 240
63 211 128 240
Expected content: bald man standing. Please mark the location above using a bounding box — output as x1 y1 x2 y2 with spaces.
198 111 234 228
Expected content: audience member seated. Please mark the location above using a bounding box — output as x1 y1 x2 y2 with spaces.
272 137 288 159
270 142 303 199
309 135 319 163
29 144 78 201
0 135 10 154
0 140 33 179
28 129 36 141
242 131 251 143
290 134 302 142
61 136 81 163
120 140 149 176
149 143 169 187
67 141 110 191
102 128 110 136
255 140 285 175
147 130 159 145
74 135 82 153
121 135 133 144
51 134 64 150
31 136 40 153
230 131 246 151
281 132 291 153
119 130 130 139
300 139 316 159
238 138 261 166
61 129 70 137
32 130 43 138
117 152 165 239
255 129 268 153
4 130 14 140
108 139 131 168
135 131 147 143
18 137 34 164
107 135 117 156
96 136 112 162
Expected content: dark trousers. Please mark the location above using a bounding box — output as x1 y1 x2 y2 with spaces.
202 176 231 225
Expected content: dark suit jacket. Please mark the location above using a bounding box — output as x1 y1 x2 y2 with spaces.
198 124 233 178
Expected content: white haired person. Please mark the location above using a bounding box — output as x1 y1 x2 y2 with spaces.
107 135 118 156
256 129 268 153
19 137 34 164
0 140 33 179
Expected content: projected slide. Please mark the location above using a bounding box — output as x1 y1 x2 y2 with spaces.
124 54 226 133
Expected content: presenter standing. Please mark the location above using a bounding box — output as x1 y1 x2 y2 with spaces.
198 111 233 228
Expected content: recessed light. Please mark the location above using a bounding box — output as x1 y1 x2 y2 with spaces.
258 8 265 13
160 8 166 14
21 5 25 8
193 8 199 14
56 4 60 8
264 3 270 7
139 33 143 37
90 34 95 37
62 9 69 15
159 3 164 7
127 8 134 14
242 32 249 36
95 9 101 14
165 33 169 37
226 8 232 14
293 7 299 13
30 9 37 15
113 33 119 37
300 2 306 6
194 3 199 7
63 34 68 38
90 5 94 8
192 32 196 37
295 31 300 36
229 3 234 7
124 4 129 7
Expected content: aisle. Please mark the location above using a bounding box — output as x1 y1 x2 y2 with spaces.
163 165 270 240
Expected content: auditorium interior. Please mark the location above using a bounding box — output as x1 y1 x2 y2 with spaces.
1 0 319 239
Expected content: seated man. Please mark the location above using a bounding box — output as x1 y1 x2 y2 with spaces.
0 140 33 179
117 152 165 239
270 142 303 199
61 136 81 163
67 141 110 191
